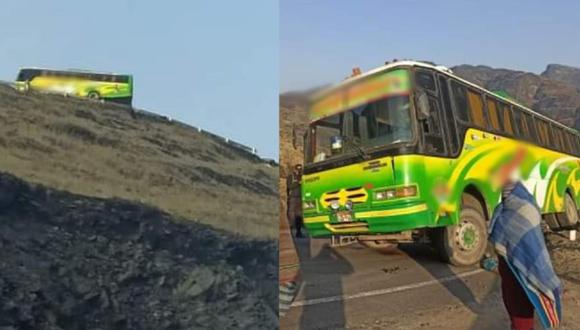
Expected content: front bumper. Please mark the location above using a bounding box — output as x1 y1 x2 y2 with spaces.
303 202 433 236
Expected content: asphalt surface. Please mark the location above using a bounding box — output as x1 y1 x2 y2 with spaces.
280 236 510 330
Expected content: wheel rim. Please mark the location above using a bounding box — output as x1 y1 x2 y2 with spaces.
455 220 480 251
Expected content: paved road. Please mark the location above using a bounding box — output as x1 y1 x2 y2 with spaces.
280 236 514 330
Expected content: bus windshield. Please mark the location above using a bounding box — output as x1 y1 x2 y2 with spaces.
307 94 413 164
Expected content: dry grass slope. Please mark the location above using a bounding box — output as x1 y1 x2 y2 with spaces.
0 85 278 239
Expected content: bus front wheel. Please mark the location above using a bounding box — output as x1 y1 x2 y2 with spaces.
433 194 488 266
87 91 100 101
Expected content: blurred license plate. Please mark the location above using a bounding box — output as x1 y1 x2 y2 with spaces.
336 211 353 222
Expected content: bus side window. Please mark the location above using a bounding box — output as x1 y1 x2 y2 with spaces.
556 128 566 152
422 98 446 154
512 108 524 138
466 89 486 128
415 70 437 93
553 125 564 152
498 103 514 135
548 124 558 151
524 113 538 142
558 130 566 153
564 131 574 154
450 81 470 123
536 120 548 146
438 76 459 155
543 121 551 147
567 132 576 155
486 97 500 131
520 112 531 138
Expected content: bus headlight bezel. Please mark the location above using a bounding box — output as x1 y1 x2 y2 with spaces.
345 200 353 210
374 185 417 201
329 200 340 210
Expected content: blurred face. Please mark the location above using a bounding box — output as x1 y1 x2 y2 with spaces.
492 146 528 188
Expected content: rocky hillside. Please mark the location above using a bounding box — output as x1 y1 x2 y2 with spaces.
452 64 580 128
0 172 277 329
0 84 278 328
0 84 277 239
542 64 580 89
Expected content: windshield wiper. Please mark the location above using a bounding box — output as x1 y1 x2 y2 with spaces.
343 136 370 160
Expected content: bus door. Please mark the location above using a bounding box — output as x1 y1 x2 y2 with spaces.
436 74 460 157
414 69 447 156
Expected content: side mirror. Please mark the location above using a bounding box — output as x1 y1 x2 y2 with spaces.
416 90 431 120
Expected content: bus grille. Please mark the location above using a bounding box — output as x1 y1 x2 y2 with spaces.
320 186 368 208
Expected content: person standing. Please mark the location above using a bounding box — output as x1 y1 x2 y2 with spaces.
489 148 562 329
287 164 304 237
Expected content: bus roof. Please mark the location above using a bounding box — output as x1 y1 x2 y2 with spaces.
311 60 578 136
18 67 131 77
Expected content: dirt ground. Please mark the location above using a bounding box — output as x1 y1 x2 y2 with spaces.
280 230 580 330
347 232 580 330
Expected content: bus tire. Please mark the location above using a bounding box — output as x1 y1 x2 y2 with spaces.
560 192 579 228
435 194 488 266
87 91 100 100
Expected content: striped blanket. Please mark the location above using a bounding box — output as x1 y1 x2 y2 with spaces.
279 280 299 318
489 182 562 329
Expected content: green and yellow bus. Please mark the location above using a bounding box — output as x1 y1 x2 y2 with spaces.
302 60 580 266
15 68 133 105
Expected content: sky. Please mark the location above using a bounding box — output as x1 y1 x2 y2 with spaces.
281 0 580 92
0 0 278 158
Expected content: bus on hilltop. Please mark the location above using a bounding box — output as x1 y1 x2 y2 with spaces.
301 60 580 266
15 67 133 106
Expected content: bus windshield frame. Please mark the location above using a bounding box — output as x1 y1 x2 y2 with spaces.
304 68 418 170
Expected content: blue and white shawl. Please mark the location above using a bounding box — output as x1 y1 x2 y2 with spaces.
489 182 562 329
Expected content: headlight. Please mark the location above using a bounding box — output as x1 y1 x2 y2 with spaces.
345 200 353 210
303 200 316 210
375 189 395 200
374 185 417 200
396 186 417 198
330 200 340 210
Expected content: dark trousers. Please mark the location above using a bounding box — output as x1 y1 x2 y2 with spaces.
498 257 535 330
294 215 303 237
